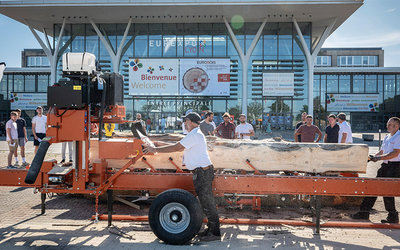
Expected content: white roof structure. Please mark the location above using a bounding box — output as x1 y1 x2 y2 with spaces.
1 0 362 41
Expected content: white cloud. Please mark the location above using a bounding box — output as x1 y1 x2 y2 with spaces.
385 8 396 13
324 31 400 48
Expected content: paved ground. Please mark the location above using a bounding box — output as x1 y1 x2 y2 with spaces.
0 131 400 249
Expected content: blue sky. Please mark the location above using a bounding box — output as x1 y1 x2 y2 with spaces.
323 0 400 67
0 0 399 67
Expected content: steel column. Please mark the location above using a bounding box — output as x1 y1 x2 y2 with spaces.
224 17 267 116
293 17 336 116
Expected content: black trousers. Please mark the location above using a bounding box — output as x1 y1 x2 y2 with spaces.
192 166 221 236
360 162 400 214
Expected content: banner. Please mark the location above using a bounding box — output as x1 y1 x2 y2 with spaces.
326 94 380 112
129 58 179 96
179 58 230 96
10 93 47 110
263 73 294 96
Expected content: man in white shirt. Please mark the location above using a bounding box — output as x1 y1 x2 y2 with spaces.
144 112 221 241
352 117 400 223
6 111 19 169
235 114 255 139
337 113 353 143
32 106 47 154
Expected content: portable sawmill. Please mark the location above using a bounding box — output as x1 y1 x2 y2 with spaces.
0 53 400 245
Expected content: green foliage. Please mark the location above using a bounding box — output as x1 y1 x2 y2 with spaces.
247 102 263 120
228 105 241 119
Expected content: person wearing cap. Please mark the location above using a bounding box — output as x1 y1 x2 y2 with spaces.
235 114 254 139
143 112 221 242
214 112 235 139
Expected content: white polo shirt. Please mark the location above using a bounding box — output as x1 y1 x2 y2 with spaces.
338 121 353 143
381 130 400 163
235 122 254 139
179 127 212 170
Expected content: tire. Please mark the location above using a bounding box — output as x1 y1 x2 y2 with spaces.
149 189 203 245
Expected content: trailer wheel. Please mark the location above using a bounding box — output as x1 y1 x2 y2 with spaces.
149 189 202 245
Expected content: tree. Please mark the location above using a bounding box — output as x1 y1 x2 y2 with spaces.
141 103 158 113
228 105 241 119
247 102 262 120
268 99 290 113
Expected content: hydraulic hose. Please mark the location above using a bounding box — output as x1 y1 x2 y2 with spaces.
98 76 107 141
25 140 51 184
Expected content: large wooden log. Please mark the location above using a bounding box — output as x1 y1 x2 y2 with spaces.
89 136 368 173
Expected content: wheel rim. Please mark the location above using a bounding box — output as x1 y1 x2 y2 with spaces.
159 202 190 234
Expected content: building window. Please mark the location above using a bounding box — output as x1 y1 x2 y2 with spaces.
327 75 338 93
338 75 350 93
25 75 36 92
38 75 49 92
26 56 50 67
365 75 377 93
353 75 365 93
315 56 331 67
384 75 396 100
163 35 177 57
213 35 227 57
337 56 378 67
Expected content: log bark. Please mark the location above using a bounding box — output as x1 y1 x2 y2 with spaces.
90 136 368 174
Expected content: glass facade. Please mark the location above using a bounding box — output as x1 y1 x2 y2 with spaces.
1 72 50 98
53 22 311 126
314 73 400 130
0 72 50 125
1 23 398 131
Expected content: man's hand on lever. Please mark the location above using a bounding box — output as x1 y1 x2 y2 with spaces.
143 145 157 154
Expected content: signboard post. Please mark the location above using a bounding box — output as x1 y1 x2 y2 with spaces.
262 72 294 97
326 94 380 112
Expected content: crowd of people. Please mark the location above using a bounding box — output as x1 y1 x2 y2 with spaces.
6 106 47 169
294 112 353 144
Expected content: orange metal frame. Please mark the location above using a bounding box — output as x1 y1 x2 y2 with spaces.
1 106 400 232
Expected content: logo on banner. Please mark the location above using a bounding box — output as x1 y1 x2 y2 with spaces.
9 93 19 103
218 74 230 82
147 67 155 74
326 94 336 104
369 103 379 112
130 59 143 71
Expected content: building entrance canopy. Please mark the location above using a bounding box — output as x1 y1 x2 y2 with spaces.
0 0 363 118
1 0 362 41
